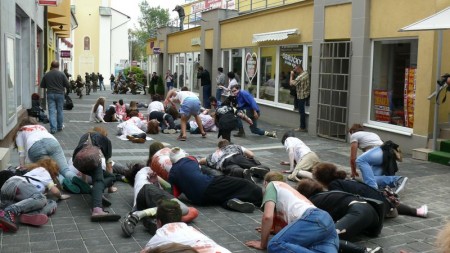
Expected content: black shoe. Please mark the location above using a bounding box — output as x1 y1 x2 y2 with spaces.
226 198 255 213
121 213 139 237
250 167 269 179
141 217 157 235
242 169 255 184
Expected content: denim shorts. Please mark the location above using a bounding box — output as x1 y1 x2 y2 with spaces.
180 97 201 116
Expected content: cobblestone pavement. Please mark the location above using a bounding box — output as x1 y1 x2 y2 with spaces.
2 89 449 253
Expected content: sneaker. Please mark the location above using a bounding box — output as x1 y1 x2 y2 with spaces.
226 198 255 213
242 169 255 183
394 177 408 194
19 213 48 226
62 178 81 194
416 204 428 218
250 167 269 179
366 247 383 253
0 210 18 232
163 129 177 134
121 213 140 237
295 128 307 132
131 138 146 143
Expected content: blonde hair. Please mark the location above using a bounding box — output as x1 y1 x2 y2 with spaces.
264 171 285 183
25 158 60 188
437 222 450 253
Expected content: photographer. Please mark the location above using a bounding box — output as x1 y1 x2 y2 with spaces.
173 5 185 31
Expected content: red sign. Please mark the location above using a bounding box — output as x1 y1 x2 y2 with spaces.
60 50 71 58
38 0 60 6
373 89 391 123
205 0 222 9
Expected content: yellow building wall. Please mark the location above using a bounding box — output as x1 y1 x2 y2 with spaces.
324 3 351 40
205 29 214 49
167 28 201 53
221 1 313 49
73 0 102 76
371 0 450 136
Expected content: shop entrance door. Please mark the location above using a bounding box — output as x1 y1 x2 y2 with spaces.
316 42 351 141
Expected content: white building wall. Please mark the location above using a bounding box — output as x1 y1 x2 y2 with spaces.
99 14 111 78
109 7 130 78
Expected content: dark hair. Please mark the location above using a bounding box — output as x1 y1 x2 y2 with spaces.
296 178 324 198
222 97 231 106
0 170 15 189
227 72 235 79
129 110 139 118
119 99 124 105
124 163 145 186
166 106 179 119
147 120 160 135
152 94 162 101
281 131 295 145
31 93 40 100
209 96 217 103
348 123 364 134
148 141 165 165
144 243 199 253
218 139 229 148
156 199 182 226
218 67 223 72
312 162 347 187
181 86 189 91
14 118 40 149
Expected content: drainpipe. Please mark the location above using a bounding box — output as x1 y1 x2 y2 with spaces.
42 6 48 110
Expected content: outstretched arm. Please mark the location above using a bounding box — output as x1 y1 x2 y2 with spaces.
350 142 359 178
245 201 275 250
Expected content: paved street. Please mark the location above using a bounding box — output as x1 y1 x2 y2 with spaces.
2 89 449 253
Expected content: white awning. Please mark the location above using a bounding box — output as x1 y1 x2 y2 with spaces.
400 6 450 31
252 29 299 43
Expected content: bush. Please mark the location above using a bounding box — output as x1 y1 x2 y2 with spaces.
149 74 156 95
156 75 165 96
123 66 144 84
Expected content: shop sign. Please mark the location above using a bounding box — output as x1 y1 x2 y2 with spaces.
404 68 416 128
153 47 161 54
245 52 258 83
38 0 60 6
205 0 222 9
60 50 71 58
191 37 201 46
373 89 391 123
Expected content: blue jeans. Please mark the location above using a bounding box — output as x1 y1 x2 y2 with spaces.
215 88 223 106
203 85 212 108
0 178 48 215
356 146 401 189
27 138 76 184
237 110 265 135
99 81 105 90
298 98 307 129
47 93 65 132
268 208 339 253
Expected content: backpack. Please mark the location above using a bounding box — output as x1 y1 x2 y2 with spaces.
64 95 74 110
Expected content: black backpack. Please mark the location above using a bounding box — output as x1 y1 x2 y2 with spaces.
64 95 74 110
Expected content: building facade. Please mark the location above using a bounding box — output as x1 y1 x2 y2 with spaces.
148 0 450 153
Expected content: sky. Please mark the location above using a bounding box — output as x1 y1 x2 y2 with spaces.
111 0 187 29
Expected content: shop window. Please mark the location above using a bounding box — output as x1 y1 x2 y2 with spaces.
371 39 418 128
243 47 258 92
258 47 276 102
232 49 242 86
278 45 303 105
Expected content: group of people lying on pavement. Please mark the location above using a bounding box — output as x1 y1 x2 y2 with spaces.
2 115 438 253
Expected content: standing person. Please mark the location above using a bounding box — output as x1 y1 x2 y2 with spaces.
85 72 91 95
14 118 90 194
290 64 310 132
215 67 226 105
245 172 339 252
72 127 120 221
165 70 174 91
39 61 69 134
98 73 105 91
197 66 212 108
280 131 320 181
164 89 206 141
172 5 185 31
349 124 407 193
231 85 276 138
109 74 115 91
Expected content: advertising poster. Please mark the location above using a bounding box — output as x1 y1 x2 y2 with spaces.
404 67 416 128
373 89 391 123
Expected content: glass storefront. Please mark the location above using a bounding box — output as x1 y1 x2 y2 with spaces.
371 39 418 128
170 52 200 93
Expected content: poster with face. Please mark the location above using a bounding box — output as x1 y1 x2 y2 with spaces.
245 52 258 84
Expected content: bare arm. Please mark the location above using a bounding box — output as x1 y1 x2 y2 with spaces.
198 157 207 165
243 149 254 159
350 142 359 177
288 147 296 172
245 201 275 250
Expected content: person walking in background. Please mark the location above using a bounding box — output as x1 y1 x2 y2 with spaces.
172 5 185 31
197 66 212 108
231 85 276 138
165 70 174 92
290 64 310 132
109 74 115 91
98 73 105 91
39 61 69 134
215 67 226 106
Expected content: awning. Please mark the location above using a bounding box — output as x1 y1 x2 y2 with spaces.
252 29 299 43
399 6 450 31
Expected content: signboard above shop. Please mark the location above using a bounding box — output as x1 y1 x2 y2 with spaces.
153 47 161 54
60 50 71 58
38 0 61 6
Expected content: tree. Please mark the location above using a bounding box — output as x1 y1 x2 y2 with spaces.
156 75 165 96
129 1 170 61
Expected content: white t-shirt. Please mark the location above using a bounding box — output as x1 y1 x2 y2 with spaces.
172 91 198 104
133 166 153 207
350 131 383 150
189 113 217 132
147 101 165 114
284 137 312 162
89 104 104 122
227 79 238 95
15 167 54 194
117 117 146 137
15 125 57 163
145 222 231 253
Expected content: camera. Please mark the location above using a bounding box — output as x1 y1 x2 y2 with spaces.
437 73 450 86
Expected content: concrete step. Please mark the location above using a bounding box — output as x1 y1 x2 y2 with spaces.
428 151 450 166
0 147 10 170
412 148 433 161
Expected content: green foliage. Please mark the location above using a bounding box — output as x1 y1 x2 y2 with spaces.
123 66 144 84
156 75 165 96
129 1 170 61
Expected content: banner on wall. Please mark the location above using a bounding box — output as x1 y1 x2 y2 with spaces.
245 52 258 83
404 67 416 128
373 89 391 123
